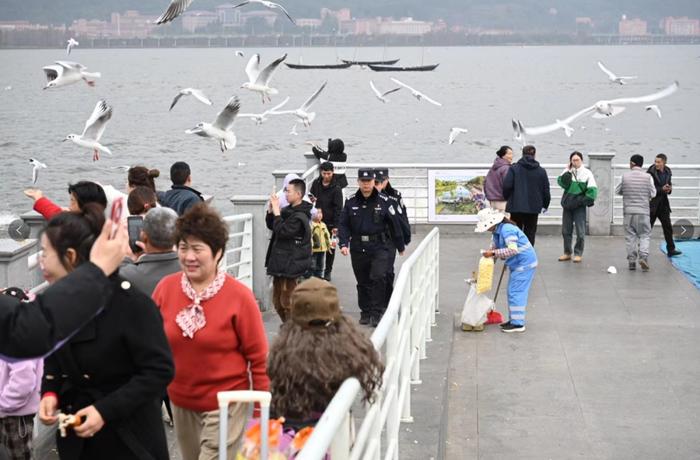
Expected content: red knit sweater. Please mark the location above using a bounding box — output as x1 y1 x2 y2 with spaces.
33 197 62 220
152 273 270 412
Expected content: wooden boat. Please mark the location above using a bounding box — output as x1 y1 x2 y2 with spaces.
285 62 352 70
368 63 439 72
341 58 400 66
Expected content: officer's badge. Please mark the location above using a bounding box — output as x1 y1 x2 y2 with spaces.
389 206 396 215
397 206 402 214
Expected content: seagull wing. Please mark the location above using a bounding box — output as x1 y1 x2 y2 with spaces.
256 53 287 85
390 77 415 93
381 87 401 97
607 81 679 105
66 41 72 55
169 92 185 111
264 96 291 116
300 81 327 111
245 54 261 83
420 92 442 107
232 0 251 8
155 0 193 24
267 1 296 24
189 88 213 106
523 105 596 135
212 96 241 131
369 80 382 98
32 165 39 184
645 105 662 118
448 129 458 145
43 65 63 81
597 61 617 80
55 61 85 71
82 100 113 141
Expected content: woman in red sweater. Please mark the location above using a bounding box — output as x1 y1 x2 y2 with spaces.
152 203 269 460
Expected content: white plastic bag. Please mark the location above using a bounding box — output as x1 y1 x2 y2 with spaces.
460 282 494 327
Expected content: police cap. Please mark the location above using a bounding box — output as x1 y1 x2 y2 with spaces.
357 168 375 180
374 168 389 182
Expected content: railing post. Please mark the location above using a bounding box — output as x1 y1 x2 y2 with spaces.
230 195 271 311
20 211 46 238
329 413 351 460
304 151 319 170
400 278 414 422
587 152 616 236
238 217 253 290
0 239 38 289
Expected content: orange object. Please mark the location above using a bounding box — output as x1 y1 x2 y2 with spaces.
245 417 285 449
291 427 314 451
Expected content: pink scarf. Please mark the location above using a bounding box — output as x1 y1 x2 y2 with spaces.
176 271 226 339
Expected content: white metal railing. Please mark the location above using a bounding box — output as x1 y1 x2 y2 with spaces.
222 213 254 290
297 227 440 460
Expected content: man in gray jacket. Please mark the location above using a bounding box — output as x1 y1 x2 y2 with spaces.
615 154 657 271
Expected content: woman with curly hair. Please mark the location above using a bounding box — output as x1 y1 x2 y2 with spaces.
268 277 384 429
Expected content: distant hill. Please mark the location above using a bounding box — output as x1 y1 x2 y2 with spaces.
1 0 699 30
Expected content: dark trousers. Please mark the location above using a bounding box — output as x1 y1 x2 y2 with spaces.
350 248 389 318
650 208 675 252
562 206 587 256
0 415 33 460
510 212 539 246
311 252 325 278
324 247 336 280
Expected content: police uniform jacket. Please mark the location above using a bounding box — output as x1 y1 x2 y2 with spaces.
338 188 406 253
383 183 411 246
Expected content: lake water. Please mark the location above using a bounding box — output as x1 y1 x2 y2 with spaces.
0 45 698 219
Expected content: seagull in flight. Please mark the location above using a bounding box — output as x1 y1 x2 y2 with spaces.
186 96 241 152
514 81 679 138
169 88 213 111
238 96 290 125
448 127 468 145
154 0 193 24
241 53 287 103
232 0 296 24
645 104 662 118
64 100 114 161
29 159 47 184
597 61 638 85
66 38 79 55
235 50 245 57
511 119 526 144
42 61 101 89
390 78 442 106
369 80 401 103
289 124 298 135
272 81 327 127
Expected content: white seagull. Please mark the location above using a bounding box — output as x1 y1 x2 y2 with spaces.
64 100 114 161
272 81 327 127
66 38 79 55
169 88 213 111
241 53 287 103
390 78 442 106
369 80 401 103
597 61 638 85
43 61 101 89
514 81 679 138
154 0 193 24
289 124 298 135
645 104 662 118
448 127 469 145
238 96 290 125
511 119 526 144
186 96 241 152
232 0 296 24
29 158 47 184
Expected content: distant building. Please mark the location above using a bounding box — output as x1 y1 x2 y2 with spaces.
0 21 63 31
110 11 157 38
340 17 381 35
618 17 647 36
239 10 278 27
321 8 351 22
216 5 242 28
378 18 432 35
661 16 700 36
182 10 219 33
295 18 322 29
70 18 111 38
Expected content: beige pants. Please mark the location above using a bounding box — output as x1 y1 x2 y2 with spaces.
272 277 299 322
172 402 249 460
489 200 510 218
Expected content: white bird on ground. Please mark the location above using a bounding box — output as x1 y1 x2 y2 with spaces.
272 81 327 127
390 77 442 106
185 96 241 152
64 100 113 161
232 0 296 24
645 104 662 118
154 0 193 24
448 127 468 145
513 81 679 138
241 53 287 103
238 96 290 125
369 80 401 103
66 38 79 55
42 61 101 89
597 61 638 85
235 50 245 57
29 158 47 184
289 124 298 135
169 88 213 111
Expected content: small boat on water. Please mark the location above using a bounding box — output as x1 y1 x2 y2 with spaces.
341 58 400 66
368 63 440 72
285 62 352 70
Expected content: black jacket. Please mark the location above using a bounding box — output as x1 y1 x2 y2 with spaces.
647 165 673 214
502 156 551 214
383 183 411 246
265 201 313 278
158 185 203 216
41 275 174 460
338 189 406 253
309 176 344 229
312 139 348 189
0 263 112 360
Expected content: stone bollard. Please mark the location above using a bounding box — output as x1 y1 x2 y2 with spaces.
0 239 39 290
587 152 616 236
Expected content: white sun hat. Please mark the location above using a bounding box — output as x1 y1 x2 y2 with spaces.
474 208 505 233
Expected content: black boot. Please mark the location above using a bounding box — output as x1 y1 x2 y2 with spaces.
359 312 370 325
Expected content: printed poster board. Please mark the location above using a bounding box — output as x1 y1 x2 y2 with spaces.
428 169 489 222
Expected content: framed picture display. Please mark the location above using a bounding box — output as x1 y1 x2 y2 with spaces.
428 169 489 222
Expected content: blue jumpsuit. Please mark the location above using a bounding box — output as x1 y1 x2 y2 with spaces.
491 223 538 326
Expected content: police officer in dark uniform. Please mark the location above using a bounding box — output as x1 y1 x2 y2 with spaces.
338 168 406 327
374 168 411 310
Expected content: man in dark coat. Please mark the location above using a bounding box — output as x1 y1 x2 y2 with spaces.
312 138 348 189
159 162 204 216
502 145 551 246
309 162 344 281
265 178 313 322
647 153 682 257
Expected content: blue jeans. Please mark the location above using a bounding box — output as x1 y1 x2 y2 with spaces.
311 252 325 278
562 206 587 256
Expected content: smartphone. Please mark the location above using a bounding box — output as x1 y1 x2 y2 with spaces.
127 216 144 254
109 197 124 239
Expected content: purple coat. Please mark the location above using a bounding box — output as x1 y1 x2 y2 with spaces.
484 157 511 201
0 359 43 417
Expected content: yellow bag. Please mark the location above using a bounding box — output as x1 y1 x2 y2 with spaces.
476 256 494 294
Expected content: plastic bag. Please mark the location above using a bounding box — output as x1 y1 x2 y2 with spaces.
476 256 494 294
460 283 493 327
